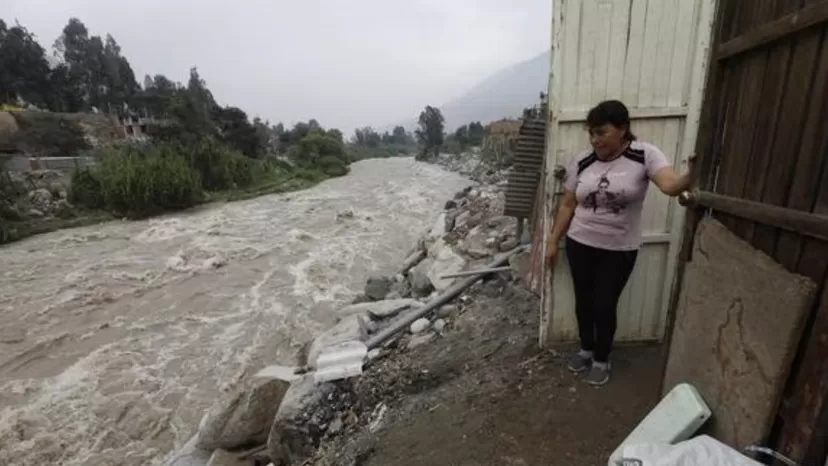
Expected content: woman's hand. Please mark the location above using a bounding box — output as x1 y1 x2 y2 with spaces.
545 240 559 267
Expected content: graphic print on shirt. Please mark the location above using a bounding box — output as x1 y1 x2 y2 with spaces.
581 170 628 215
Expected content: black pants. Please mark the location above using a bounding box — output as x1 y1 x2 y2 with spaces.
565 237 638 363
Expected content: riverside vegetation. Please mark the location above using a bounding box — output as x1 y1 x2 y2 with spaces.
0 16 421 244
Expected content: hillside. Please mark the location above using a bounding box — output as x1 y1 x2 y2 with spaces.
395 51 549 133
440 50 549 130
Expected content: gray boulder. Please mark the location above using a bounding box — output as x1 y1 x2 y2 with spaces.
363 276 393 301
267 375 335 466
196 377 291 450
409 318 431 334
409 258 436 296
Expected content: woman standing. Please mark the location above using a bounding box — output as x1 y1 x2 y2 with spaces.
545 100 693 386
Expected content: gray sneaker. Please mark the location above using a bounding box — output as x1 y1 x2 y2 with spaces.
567 352 592 373
586 363 611 386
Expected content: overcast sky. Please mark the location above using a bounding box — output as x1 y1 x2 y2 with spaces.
3 0 550 134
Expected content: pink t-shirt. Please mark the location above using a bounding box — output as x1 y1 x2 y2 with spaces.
563 141 670 251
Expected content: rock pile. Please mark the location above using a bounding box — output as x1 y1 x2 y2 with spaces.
433 150 511 185
1 170 76 222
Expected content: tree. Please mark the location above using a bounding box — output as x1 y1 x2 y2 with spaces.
467 121 485 145
353 126 381 147
0 20 52 107
215 106 264 158
415 106 444 159
53 18 139 112
392 125 408 144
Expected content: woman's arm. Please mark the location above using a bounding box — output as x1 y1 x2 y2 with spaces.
651 167 692 197
548 190 578 246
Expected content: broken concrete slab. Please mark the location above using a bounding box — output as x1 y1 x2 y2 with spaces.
662 218 817 449
307 314 367 369
427 246 467 292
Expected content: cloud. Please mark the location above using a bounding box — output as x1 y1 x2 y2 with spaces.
2 0 550 134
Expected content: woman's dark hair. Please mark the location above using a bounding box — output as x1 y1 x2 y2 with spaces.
586 100 636 141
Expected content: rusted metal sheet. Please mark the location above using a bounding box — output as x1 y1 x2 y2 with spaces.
504 118 545 219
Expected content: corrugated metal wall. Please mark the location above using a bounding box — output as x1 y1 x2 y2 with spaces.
541 0 717 344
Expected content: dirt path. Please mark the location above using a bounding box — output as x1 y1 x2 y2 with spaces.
311 278 664 466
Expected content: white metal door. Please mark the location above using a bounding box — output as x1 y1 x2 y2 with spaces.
540 0 718 345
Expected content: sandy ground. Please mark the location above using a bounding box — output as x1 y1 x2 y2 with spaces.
307 276 664 466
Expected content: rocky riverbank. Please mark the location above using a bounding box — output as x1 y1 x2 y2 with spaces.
159 155 547 466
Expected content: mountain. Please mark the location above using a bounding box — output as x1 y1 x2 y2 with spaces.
439 50 549 131
435 50 549 132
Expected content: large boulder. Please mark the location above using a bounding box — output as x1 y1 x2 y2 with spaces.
267 375 335 466
306 314 367 369
409 257 435 296
196 377 291 451
426 213 447 243
338 299 421 320
363 276 393 301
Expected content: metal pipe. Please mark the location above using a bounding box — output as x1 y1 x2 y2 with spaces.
439 266 512 279
366 247 525 350
679 188 828 242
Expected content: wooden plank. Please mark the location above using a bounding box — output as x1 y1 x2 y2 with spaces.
653 0 681 106
741 41 793 244
669 0 698 107
621 0 648 106
560 0 581 109
638 0 665 107
753 30 822 257
775 30 828 271
721 0 778 238
677 0 736 264
576 0 598 108
712 54 759 233
681 190 828 242
606 0 631 100
717 0 828 60
591 0 613 104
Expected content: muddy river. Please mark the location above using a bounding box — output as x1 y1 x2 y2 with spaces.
0 158 468 466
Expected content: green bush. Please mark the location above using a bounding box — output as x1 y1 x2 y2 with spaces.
88 148 202 218
184 137 254 190
318 155 349 177
69 167 104 209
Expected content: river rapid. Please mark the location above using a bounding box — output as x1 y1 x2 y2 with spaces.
0 158 468 466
